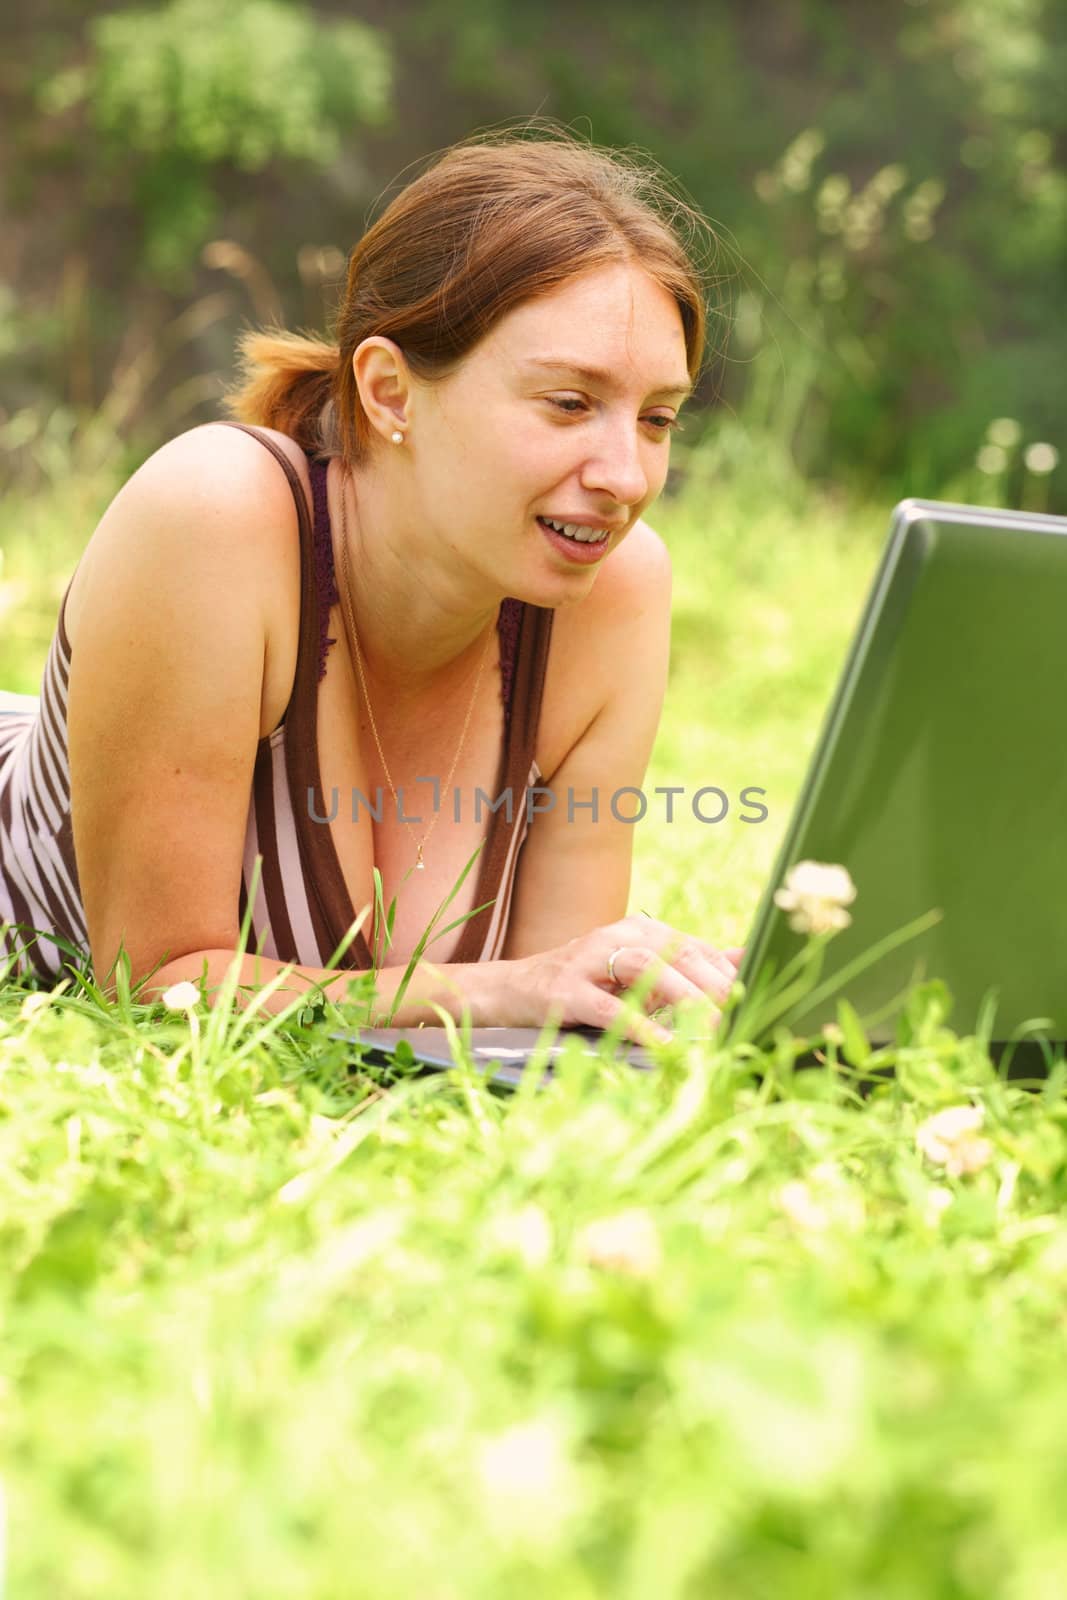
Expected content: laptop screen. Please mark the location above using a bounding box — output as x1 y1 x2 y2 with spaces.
739 499 1067 1045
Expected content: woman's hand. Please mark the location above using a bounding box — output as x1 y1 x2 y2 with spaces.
506 915 745 1046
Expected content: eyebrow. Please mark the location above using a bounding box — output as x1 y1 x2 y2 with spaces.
521 358 693 402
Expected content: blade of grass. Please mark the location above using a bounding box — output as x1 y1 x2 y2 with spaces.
383 843 486 1025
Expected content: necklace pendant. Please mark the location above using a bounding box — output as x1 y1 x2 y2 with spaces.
416 846 425 871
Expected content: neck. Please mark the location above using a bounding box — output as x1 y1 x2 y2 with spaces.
332 458 501 693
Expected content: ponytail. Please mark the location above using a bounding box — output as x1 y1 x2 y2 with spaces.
221 328 341 458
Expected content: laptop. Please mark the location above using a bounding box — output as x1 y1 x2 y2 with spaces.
338 1024 659 1090
335 498 1067 1085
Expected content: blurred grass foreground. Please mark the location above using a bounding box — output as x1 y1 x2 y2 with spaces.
4 409 1067 1596
2 0 1066 1584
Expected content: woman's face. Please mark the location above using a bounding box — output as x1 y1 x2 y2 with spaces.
406 261 692 608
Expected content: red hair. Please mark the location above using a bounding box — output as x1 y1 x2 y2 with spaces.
223 126 718 467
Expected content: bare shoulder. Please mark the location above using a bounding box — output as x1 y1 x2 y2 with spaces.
64 422 309 659
553 518 672 648
118 420 311 543
101 420 309 507
538 519 673 778
585 516 670 606
64 422 313 988
604 515 673 591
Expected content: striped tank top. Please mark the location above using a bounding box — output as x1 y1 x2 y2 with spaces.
0 421 555 985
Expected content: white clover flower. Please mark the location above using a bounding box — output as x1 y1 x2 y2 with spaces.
488 1203 553 1270
916 1104 994 1177
477 1418 572 1500
923 1184 955 1226
774 860 857 936
475 1416 581 1546
779 1166 865 1234
976 443 1008 475
986 417 1022 450
304 1113 340 1153
1024 442 1059 475
575 1208 662 1278
18 992 52 1022
778 1180 831 1232
161 980 201 1012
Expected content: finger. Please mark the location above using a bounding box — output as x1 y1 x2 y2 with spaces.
616 946 726 1011
599 991 673 1049
623 919 742 987
692 941 743 981
667 947 736 1006
626 937 735 1005
661 954 733 1007
683 943 745 991
572 980 672 1047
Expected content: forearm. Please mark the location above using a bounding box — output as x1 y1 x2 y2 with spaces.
139 946 512 1025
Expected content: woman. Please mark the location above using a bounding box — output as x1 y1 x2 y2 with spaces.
0 130 741 1040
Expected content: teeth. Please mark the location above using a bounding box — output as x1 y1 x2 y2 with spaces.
542 516 606 544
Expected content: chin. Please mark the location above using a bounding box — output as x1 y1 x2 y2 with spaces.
510 564 601 610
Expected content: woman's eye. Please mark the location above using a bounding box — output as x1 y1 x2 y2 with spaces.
547 398 683 434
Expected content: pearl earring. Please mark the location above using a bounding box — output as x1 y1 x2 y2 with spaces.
390 430 404 444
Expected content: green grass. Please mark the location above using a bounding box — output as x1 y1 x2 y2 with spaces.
3 430 1067 1598
634 430 883 939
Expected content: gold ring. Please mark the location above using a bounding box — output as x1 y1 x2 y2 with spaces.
606 946 628 987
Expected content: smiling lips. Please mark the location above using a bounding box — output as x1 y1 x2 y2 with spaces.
538 514 611 545
536 514 620 566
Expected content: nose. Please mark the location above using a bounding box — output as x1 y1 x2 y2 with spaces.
579 419 651 510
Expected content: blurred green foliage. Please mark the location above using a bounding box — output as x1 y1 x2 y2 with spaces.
32 0 389 288
1 0 1063 505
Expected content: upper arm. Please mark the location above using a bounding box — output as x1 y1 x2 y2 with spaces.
501 521 672 958
67 424 300 991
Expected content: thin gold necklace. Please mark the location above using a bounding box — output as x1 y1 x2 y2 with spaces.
336 468 496 871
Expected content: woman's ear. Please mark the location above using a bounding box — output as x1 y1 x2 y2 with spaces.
351 337 412 443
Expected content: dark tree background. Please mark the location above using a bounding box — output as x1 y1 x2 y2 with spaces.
2 0 1064 506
